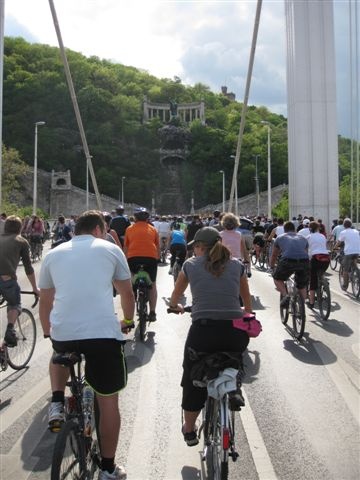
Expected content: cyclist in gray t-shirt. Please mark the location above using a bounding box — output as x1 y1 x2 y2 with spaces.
270 221 309 305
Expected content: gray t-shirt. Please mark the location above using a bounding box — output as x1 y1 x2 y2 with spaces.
182 255 244 321
274 232 308 259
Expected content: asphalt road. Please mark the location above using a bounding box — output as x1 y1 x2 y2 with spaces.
0 244 359 480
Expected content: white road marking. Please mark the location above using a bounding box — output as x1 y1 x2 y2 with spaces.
241 389 278 480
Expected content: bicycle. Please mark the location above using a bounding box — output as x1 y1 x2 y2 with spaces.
132 265 152 341
339 257 360 298
30 236 43 262
315 272 332 320
168 306 243 480
0 291 38 371
279 275 306 339
50 352 101 479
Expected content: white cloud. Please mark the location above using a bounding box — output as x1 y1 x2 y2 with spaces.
4 0 356 137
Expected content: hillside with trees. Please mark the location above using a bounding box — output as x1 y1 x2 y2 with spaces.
1 37 355 215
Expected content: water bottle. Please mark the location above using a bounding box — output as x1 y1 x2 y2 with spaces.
82 386 93 435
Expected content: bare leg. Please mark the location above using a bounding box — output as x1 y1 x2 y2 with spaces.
96 393 120 458
183 410 201 433
149 283 157 312
274 279 287 296
49 361 69 391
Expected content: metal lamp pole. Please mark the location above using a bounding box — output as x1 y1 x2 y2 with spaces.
261 121 272 219
254 155 260 216
121 176 126 205
219 170 225 212
33 121 46 215
229 155 237 215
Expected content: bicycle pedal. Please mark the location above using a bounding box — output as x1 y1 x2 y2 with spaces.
49 420 63 433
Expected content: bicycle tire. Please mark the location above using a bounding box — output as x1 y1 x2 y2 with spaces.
292 294 306 339
258 252 266 269
280 294 289 325
206 398 229 480
351 267 360 298
250 251 257 266
173 260 181 284
330 251 338 271
51 419 86 480
7 308 37 370
317 279 331 321
138 291 148 342
338 265 346 290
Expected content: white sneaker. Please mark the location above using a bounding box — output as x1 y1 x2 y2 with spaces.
98 465 127 480
48 401 65 430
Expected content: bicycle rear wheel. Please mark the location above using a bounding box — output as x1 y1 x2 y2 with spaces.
292 294 306 339
173 259 181 284
7 308 37 370
138 291 148 342
258 251 266 269
338 265 346 290
317 280 331 320
206 398 229 480
351 267 360 298
250 251 257 266
280 294 289 325
51 419 86 480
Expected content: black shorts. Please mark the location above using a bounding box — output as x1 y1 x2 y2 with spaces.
127 257 158 282
273 258 310 289
0 278 21 312
253 236 265 247
181 322 249 412
51 339 127 395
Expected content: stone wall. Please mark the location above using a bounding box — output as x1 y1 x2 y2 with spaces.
197 184 288 217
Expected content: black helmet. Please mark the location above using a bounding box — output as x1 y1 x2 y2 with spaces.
134 207 149 221
116 205 124 214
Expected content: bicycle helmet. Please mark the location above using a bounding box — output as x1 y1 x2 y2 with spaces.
134 207 149 221
102 211 112 224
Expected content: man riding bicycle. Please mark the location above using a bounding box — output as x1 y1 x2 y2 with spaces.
39 210 135 480
0 216 40 347
336 218 360 291
124 208 160 322
270 221 309 306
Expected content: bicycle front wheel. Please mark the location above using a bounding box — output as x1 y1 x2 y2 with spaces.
330 252 338 270
317 280 331 320
7 308 37 370
51 419 86 480
292 294 306 339
351 267 360 298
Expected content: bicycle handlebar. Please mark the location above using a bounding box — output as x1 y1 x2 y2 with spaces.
167 306 192 314
20 291 39 308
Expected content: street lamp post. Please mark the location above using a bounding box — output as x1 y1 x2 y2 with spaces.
254 155 260 216
219 170 225 213
121 176 126 205
229 155 237 215
261 121 272 219
33 121 46 215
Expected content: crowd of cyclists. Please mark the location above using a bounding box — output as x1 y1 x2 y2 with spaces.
1 206 359 480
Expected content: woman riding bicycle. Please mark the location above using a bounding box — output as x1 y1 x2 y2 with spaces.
307 221 330 308
169 227 252 446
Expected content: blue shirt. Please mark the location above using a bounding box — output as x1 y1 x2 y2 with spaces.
274 232 308 259
170 230 186 246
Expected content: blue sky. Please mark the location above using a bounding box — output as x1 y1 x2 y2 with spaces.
4 0 358 139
